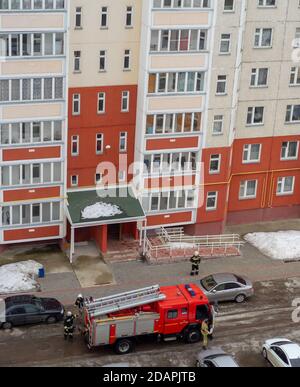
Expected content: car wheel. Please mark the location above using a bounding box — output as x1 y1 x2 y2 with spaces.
235 294 246 303
262 348 268 360
46 316 57 324
1 321 13 330
186 329 201 344
114 338 134 355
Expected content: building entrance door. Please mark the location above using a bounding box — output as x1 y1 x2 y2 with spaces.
108 224 122 241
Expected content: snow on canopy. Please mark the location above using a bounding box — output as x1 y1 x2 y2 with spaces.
244 230 300 260
81 202 123 219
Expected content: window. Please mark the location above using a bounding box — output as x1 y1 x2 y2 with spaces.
148 72 205 94
119 132 127 152
258 0 276 6
71 135 79 156
247 106 264 125
97 92 105 113
96 133 103 154
243 144 261 163
206 191 218 210
290 67 300 86
209 154 221 174
121 91 129 112
277 176 295 195
72 94 80 115
281 142 298 160
71 175 78 187
75 7 82 28
118 170 126 182
95 173 102 184
99 50 106 72
100 6 108 28
212 115 224 134
254 28 272 48
285 105 300 123
123 49 131 70
224 0 234 11
167 309 178 319
125 6 133 27
73 51 81 72
250 68 268 87
220 33 231 53
216 75 227 94
239 180 257 199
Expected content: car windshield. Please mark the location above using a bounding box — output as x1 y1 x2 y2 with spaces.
201 276 217 291
235 275 246 285
290 359 300 367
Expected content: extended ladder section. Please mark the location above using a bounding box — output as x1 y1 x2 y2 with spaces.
84 285 166 318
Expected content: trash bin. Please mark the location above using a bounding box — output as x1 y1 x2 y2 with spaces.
38 267 45 278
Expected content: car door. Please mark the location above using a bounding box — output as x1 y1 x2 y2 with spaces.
23 304 43 325
7 306 27 326
210 283 227 301
223 283 242 301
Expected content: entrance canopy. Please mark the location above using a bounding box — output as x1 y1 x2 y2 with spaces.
66 186 146 227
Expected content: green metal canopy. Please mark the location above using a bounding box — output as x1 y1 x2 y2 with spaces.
66 186 145 227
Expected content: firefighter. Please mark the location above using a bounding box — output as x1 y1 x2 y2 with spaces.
75 294 84 310
201 319 210 350
64 311 76 340
190 251 201 276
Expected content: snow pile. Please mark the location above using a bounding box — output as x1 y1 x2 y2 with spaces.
81 202 123 219
244 230 300 260
170 242 197 250
0 260 42 294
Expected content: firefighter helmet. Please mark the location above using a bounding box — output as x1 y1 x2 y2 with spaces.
67 311 72 317
194 251 199 256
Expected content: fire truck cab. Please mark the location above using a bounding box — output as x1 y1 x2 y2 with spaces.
82 284 212 355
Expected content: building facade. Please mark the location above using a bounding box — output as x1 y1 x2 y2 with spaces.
1 0 300 254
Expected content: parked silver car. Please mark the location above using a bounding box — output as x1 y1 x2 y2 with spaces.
196 348 239 367
199 273 254 303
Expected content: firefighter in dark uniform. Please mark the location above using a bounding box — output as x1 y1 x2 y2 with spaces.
190 251 201 276
64 311 76 340
75 294 84 310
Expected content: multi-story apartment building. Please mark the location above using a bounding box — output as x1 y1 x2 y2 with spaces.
0 0 68 250
1 0 300 258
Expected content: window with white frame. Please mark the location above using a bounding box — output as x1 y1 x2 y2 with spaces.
144 152 196 174
285 105 300 123
146 112 201 135
125 6 133 27
152 0 211 8
206 191 218 210
148 71 205 94
96 133 103 154
290 67 300 85
121 91 129 112
212 115 224 134
75 6 82 28
209 154 221 174
72 93 80 115
97 92 105 113
224 0 234 11
71 135 79 156
100 6 108 28
73 50 81 72
254 28 272 48
99 50 106 72
71 175 78 187
220 33 231 53
119 132 127 152
277 176 295 195
123 49 131 70
258 0 276 7
250 68 268 87
281 141 298 160
95 173 102 184
247 106 264 125
216 75 227 94
143 189 196 213
239 180 257 199
118 170 126 182
0 0 65 10
243 144 261 163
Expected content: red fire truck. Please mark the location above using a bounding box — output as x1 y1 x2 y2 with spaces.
82 284 212 354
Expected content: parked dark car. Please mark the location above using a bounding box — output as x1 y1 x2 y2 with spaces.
0 295 64 329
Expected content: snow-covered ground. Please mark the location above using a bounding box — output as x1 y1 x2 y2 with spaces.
81 202 122 219
169 242 196 250
0 260 42 294
244 230 300 260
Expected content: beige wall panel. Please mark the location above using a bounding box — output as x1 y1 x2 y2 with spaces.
153 12 209 27
246 2 287 22
1 60 63 76
0 14 64 29
150 54 206 70
148 95 203 112
2 103 62 120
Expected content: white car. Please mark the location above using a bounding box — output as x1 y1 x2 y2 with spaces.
262 338 300 367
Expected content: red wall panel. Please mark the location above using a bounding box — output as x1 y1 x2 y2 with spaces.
3 146 61 161
3 187 61 202
4 226 60 242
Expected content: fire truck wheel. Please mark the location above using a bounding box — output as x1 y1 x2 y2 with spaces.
114 338 134 355
185 328 201 344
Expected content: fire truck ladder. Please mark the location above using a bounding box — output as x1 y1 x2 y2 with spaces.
85 285 166 318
